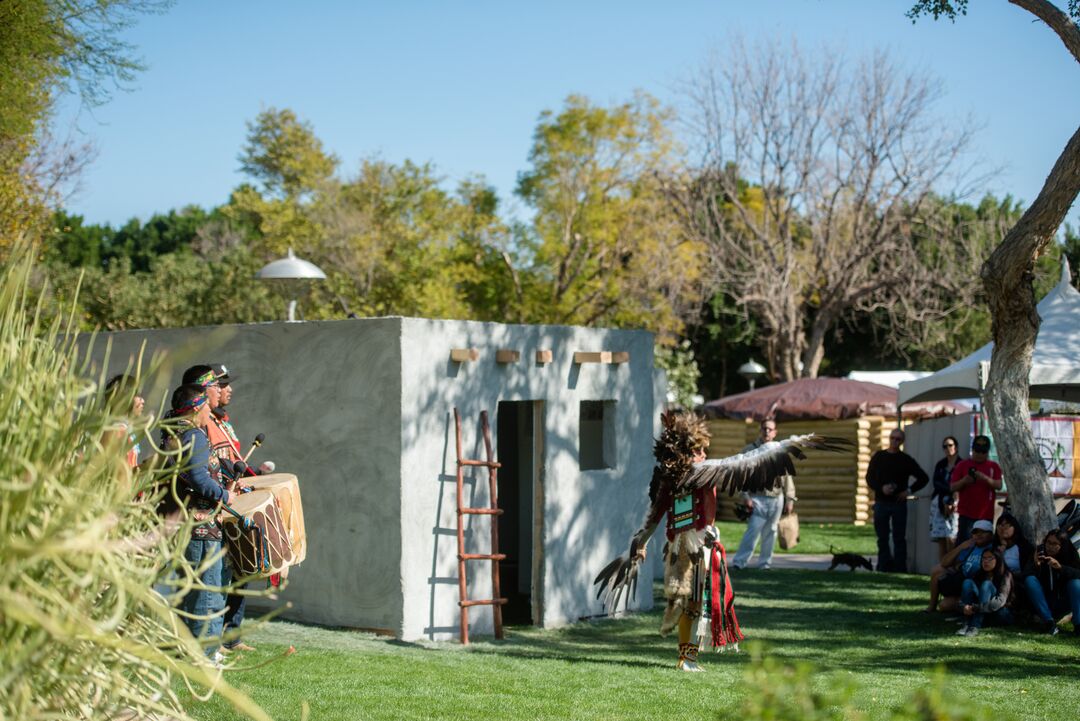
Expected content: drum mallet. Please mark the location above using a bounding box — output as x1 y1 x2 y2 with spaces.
219 502 254 531
232 461 256 492
241 433 265 464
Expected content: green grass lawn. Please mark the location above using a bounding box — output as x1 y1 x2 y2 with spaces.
188 569 1078 721
715 520 877 555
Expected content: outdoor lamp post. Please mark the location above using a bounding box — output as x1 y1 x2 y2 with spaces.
256 248 326 322
738 359 767 391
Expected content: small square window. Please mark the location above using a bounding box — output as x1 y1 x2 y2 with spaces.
580 400 616 470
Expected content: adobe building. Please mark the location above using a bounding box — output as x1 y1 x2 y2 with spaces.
90 317 662 640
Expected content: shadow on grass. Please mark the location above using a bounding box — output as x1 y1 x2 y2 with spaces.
249 569 1078 681
433 570 1078 678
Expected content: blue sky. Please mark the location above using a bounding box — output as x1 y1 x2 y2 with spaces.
58 0 1080 230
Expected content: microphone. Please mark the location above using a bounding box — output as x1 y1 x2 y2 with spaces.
241 433 265 463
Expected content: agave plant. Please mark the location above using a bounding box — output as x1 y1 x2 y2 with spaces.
0 249 271 720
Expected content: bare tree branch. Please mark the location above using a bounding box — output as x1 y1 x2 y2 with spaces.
672 37 981 380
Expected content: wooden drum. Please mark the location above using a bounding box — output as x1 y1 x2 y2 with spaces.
245 473 307 565
221 490 294 576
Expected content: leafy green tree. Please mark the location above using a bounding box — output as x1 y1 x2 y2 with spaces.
514 93 706 340
47 247 278 331
654 340 701 410
47 205 253 272
312 158 492 319
1063 222 1080 284
231 107 517 323
1 0 171 244
238 107 338 202
685 291 762 401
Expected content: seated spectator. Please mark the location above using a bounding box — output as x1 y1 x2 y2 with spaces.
1022 528 1080 636
994 512 1032 576
956 547 1014 636
924 520 995 613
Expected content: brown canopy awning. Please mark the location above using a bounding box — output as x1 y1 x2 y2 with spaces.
698 377 967 421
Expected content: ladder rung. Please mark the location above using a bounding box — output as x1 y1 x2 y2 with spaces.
459 459 502 468
459 553 506 561
460 507 504 516
460 598 509 608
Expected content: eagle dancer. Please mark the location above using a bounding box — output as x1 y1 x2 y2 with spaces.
594 411 850 671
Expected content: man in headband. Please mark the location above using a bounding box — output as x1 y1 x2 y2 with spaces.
205 363 259 654
183 364 255 485
160 382 232 662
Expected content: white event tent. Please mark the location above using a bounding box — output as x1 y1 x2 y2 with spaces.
897 260 1080 407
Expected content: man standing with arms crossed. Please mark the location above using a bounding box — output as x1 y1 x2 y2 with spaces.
731 418 796 570
866 428 929 572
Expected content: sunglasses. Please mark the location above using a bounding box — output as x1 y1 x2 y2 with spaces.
972 445 990 453
942 442 955 448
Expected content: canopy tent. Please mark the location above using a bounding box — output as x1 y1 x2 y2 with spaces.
897 260 1080 406
698 376 965 421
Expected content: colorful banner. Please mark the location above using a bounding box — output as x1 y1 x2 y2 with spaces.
974 415 1080 496
1031 417 1080 496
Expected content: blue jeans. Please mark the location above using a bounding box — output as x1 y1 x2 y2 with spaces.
733 495 784 568
219 555 248 649
960 578 1013 628
1023 574 1080 624
180 538 225 654
873 501 908 572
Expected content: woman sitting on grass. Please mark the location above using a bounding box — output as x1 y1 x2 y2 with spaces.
956 547 1013 637
1022 528 1080 636
994 512 1032 577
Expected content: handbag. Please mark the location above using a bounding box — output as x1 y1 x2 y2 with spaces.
777 511 800 550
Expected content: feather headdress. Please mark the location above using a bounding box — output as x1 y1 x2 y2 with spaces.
594 416 852 613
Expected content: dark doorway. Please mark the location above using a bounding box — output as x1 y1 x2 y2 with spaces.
496 401 544 625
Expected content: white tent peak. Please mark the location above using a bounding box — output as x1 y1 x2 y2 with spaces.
897 259 1080 405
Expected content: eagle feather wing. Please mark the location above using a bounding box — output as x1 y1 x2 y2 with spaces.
676 433 853 496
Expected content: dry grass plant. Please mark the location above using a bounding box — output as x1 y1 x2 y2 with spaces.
0 248 273 720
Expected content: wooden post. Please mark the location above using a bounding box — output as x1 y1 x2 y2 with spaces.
454 408 470 645
450 348 479 362
481 411 504 640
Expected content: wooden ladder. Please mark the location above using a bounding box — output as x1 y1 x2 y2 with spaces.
453 407 506 644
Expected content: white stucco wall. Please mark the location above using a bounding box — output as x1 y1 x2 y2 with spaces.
398 319 657 640
89 317 659 640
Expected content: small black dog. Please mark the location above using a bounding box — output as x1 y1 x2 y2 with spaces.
827 546 874 572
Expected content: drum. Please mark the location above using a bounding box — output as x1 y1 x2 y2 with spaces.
221 490 294 576
245 473 307 565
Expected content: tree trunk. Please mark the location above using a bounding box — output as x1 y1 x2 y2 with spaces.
982 122 1080 542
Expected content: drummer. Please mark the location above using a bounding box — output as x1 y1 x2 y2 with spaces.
182 364 254 488
160 383 232 661
183 363 260 652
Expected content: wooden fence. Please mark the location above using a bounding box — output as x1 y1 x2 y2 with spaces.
706 417 897 525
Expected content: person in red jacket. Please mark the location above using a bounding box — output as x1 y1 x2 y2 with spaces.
950 435 1003 544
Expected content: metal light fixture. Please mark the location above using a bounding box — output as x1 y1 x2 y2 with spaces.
738 359 767 391
256 248 326 322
